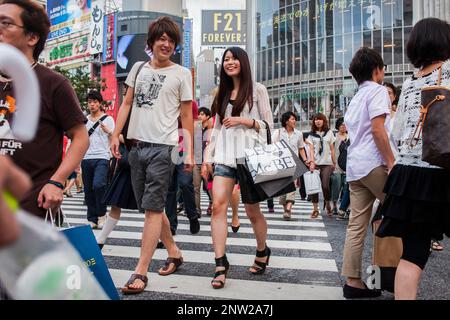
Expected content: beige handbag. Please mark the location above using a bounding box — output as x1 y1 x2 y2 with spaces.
371 200 403 293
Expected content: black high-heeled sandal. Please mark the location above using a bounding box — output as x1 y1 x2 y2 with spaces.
250 246 271 275
211 255 230 289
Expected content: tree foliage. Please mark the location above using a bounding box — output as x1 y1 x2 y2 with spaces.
54 66 107 111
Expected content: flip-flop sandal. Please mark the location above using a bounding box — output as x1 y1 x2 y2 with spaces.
431 241 444 251
158 257 183 276
121 273 148 295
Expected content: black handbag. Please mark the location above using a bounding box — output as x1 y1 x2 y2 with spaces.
236 121 307 204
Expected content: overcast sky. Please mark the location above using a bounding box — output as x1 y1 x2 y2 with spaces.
185 0 246 58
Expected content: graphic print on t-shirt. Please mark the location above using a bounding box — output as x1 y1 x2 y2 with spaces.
135 73 167 109
0 92 22 155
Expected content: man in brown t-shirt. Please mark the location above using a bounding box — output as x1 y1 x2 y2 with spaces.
0 0 89 218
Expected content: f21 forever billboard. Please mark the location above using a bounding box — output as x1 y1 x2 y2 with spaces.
47 0 92 40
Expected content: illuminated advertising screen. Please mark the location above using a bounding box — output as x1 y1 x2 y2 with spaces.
47 0 92 40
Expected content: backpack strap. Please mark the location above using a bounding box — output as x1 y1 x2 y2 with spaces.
88 114 108 136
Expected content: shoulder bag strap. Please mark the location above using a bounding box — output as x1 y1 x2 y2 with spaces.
88 114 108 136
123 61 149 146
262 120 271 145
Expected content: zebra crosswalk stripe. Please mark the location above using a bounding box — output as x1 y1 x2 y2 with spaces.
62 192 342 300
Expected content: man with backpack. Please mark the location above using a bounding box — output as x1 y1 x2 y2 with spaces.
82 90 115 229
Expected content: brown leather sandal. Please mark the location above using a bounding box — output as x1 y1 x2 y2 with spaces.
121 273 148 295
158 256 184 276
310 209 320 219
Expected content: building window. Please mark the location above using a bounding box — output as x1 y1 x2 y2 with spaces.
393 28 403 65
326 36 334 71
403 0 413 26
325 0 333 36
310 39 317 73
383 28 393 65
318 38 325 72
294 43 301 76
335 35 343 70
383 0 393 28
309 0 316 39
302 41 308 74
294 3 300 42
288 44 293 77
353 2 362 32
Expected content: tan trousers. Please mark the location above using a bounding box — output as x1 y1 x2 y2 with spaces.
341 166 388 278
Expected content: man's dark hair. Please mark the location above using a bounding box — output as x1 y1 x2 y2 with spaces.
87 90 103 103
147 16 181 51
349 47 384 85
198 107 211 118
281 111 297 128
406 18 450 68
1 0 50 60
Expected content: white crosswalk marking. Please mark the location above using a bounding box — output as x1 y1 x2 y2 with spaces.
61 192 343 300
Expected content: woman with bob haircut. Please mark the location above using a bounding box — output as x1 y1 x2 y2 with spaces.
376 17 450 300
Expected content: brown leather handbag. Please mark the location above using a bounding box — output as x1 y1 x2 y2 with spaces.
410 67 450 169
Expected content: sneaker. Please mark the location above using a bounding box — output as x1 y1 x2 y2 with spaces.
97 215 106 229
177 204 184 213
268 208 275 213
88 221 98 229
343 283 382 299
189 218 200 234
333 208 338 215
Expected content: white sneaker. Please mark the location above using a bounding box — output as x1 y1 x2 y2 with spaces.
97 216 106 229
88 221 98 229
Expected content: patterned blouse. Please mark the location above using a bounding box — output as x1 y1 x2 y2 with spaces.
392 60 450 169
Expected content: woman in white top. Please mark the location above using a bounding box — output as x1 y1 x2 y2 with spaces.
376 18 450 300
307 113 337 218
204 47 273 289
272 111 309 220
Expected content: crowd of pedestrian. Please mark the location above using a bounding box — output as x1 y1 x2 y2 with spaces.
0 0 448 300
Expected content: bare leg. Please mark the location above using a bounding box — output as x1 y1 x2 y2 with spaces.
395 259 422 300
230 185 240 227
245 203 269 273
211 176 236 284
128 211 164 290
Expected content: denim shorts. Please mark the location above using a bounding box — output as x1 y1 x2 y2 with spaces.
213 164 238 181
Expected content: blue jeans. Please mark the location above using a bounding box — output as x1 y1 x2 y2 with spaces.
165 163 198 232
339 182 350 211
81 159 109 224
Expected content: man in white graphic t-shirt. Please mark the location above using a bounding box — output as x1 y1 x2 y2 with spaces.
111 16 194 295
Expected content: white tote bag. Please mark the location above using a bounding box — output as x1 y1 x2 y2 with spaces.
303 170 322 195
244 140 297 184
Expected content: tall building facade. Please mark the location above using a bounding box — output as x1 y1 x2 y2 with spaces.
248 0 433 129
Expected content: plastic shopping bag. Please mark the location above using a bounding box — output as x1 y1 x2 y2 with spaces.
0 210 109 300
303 170 322 195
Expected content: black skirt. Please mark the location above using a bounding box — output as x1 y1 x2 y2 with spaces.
376 164 450 240
102 149 138 210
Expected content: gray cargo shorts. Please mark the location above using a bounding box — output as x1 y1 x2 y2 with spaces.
128 142 175 213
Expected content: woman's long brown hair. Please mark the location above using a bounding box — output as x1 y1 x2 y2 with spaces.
211 47 253 123
311 113 329 132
